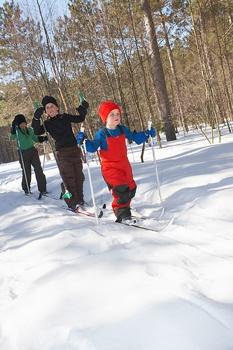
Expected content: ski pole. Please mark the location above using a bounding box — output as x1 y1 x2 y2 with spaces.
148 120 163 204
77 92 99 222
83 140 99 225
78 92 99 223
129 143 135 163
16 126 30 194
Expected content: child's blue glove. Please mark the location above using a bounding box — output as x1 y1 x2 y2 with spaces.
145 127 156 138
76 131 86 145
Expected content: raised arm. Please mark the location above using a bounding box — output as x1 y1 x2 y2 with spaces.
32 107 46 135
65 100 89 124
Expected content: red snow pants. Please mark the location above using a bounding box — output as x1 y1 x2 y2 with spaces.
100 133 136 213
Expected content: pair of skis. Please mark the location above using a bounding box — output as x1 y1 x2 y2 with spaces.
119 215 174 232
68 204 104 218
37 192 104 218
73 204 172 233
37 192 172 233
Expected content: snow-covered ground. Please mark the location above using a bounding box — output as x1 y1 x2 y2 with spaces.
1 127 233 350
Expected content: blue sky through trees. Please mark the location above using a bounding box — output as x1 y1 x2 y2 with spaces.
0 0 69 18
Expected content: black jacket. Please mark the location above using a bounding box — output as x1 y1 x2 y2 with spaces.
32 112 85 150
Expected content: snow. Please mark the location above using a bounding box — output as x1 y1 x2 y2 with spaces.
1 127 233 350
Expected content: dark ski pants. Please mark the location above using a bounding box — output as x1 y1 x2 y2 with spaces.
57 146 85 209
19 147 46 193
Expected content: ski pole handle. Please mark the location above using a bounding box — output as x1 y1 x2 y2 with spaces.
147 119 157 143
148 120 152 131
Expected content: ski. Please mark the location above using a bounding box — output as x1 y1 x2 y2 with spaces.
75 207 103 218
39 192 105 217
119 216 174 232
119 222 160 232
24 192 44 201
67 205 104 219
101 204 165 220
130 206 165 220
35 191 104 219
100 203 173 232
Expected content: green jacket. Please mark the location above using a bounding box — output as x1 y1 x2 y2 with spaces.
10 127 40 150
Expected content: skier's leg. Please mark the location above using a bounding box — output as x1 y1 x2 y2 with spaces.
19 149 32 193
73 147 85 205
57 147 84 209
102 163 134 222
31 147 47 193
58 161 77 209
105 160 136 206
122 160 137 198
112 185 131 204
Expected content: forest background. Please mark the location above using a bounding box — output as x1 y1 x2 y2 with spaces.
0 0 232 162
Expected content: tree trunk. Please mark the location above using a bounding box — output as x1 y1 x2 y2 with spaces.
197 0 225 125
128 0 155 127
210 0 233 119
141 0 176 141
115 11 144 128
99 6 131 127
159 8 188 133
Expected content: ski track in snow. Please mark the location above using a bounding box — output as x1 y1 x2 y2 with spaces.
0 129 233 349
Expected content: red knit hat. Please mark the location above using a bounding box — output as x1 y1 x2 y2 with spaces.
98 100 121 123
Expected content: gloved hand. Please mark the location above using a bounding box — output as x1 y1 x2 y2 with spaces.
76 131 87 145
38 135 48 143
79 92 89 109
76 104 88 116
11 120 17 134
145 127 156 138
34 107 44 120
81 100 89 109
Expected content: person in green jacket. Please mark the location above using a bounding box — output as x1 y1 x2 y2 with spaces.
10 114 47 195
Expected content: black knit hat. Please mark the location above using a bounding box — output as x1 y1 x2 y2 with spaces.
14 114 27 126
42 96 58 108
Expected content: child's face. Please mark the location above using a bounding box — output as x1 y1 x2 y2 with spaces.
45 103 59 118
19 122 27 129
106 109 121 129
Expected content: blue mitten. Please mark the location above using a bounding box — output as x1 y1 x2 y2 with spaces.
145 127 156 138
76 131 86 145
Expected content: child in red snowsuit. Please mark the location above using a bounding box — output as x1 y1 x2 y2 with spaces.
77 100 155 222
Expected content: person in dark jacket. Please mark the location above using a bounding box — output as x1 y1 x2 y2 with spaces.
32 96 88 210
10 114 47 195
76 100 156 223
